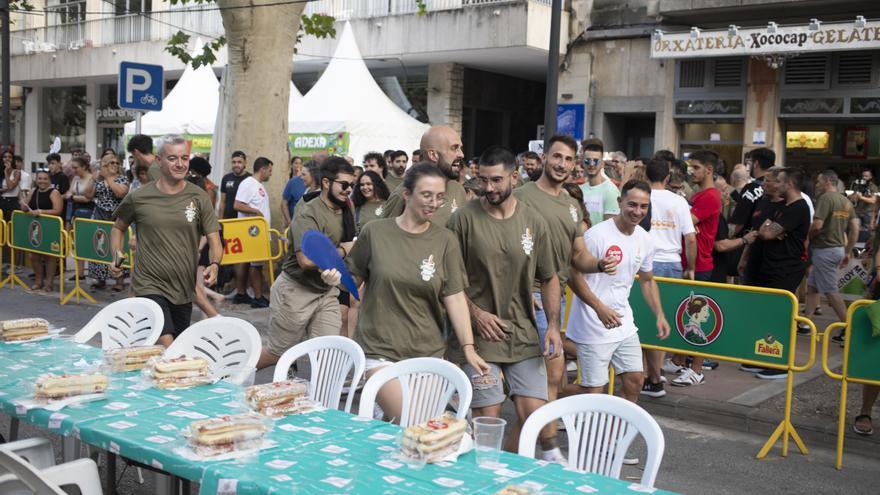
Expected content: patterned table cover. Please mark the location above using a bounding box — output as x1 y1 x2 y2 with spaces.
0 337 678 495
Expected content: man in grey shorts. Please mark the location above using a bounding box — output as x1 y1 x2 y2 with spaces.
801 170 858 336
448 146 564 461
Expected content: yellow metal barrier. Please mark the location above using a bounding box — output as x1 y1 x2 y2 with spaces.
821 300 880 470
0 211 4 281
0 211 68 303
220 217 277 284
62 218 134 305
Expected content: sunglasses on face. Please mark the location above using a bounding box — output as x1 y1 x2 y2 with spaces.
334 179 355 190
583 158 602 166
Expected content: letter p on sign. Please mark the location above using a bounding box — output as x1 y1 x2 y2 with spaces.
118 61 164 112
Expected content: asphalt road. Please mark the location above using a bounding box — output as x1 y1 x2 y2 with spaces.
1 289 878 494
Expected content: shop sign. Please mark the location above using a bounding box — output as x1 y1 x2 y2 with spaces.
289 132 349 156
652 19 880 58
96 108 139 121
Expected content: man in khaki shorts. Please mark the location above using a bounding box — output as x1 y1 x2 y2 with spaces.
256 157 357 369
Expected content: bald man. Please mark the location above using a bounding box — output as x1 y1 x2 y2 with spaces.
380 125 468 227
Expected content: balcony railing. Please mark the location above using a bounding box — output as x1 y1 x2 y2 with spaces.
13 0 550 57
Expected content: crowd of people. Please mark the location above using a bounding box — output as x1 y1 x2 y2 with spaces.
2 123 879 455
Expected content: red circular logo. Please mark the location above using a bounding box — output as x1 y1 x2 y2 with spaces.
605 245 623 265
675 293 724 346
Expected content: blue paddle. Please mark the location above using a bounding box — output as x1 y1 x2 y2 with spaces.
301 229 360 301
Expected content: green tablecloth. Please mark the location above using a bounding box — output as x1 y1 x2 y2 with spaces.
0 337 678 495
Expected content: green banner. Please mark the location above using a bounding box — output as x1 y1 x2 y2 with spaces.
844 302 880 383
126 132 351 156
10 211 63 256
72 219 131 267
630 278 796 368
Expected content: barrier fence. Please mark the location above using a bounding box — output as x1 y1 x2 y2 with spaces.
62 218 132 305
219 217 284 284
0 211 4 275
821 299 880 469
629 276 817 459
0 211 68 303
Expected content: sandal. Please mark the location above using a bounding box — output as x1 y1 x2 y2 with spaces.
111 284 125 293
853 414 873 436
42 284 53 293
29 283 41 291
90 282 106 292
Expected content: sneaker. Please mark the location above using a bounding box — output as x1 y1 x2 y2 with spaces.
622 457 639 465
659 375 667 384
701 359 719 371
640 381 666 398
566 361 578 372
797 323 811 335
756 369 787 380
670 368 704 386
831 332 845 343
233 293 254 305
250 296 269 308
661 359 685 375
739 364 764 373
814 307 822 316
541 447 567 465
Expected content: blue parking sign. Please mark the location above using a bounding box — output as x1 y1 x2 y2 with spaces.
118 62 164 112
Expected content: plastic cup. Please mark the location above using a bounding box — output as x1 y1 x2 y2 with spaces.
473 416 506 467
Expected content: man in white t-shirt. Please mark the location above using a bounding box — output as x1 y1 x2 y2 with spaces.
579 138 620 227
234 157 273 308
639 159 697 398
566 180 670 403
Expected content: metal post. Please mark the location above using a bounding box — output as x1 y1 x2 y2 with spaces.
542 0 562 147
2 0 11 149
135 112 142 134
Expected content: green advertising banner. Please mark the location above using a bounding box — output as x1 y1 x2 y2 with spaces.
843 301 880 383
10 211 63 256
629 277 796 368
127 133 351 156
72 219 131 267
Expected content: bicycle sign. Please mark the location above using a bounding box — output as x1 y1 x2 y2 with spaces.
118 61 164 112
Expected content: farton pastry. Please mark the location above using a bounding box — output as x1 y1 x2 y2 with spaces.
34 373 108 399
187 414 268 457
1 318 49 342
244 380 310 417
494 486 533 495
146 356 213 389
104 345 165 372
401 412 467 462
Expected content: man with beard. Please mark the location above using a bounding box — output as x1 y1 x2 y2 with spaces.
385 150 408 191
448 146 562 458
520 151 542 184
220 150 255 305
580 139 620 227
127 134 161 182
257 157 357 369
380 125 467 227
514 134 619 462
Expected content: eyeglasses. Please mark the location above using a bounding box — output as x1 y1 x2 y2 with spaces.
333 179 355 190
583 158 602 166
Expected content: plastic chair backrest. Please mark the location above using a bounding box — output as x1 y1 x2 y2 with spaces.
357 357 472 427
518 394 665 487
165 317 262 380
0 450 66 494
272 336 365 413
73 297 164 350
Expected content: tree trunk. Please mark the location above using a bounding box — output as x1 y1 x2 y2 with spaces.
218 0 304 229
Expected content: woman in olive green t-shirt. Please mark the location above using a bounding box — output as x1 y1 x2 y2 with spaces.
352 170 389 234
335 164 490 423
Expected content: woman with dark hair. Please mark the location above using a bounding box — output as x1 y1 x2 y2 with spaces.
284 160 320 225
352 170 389 233
0 149 20 222
342 163 489 422
21 170 64 291
562 182 591 232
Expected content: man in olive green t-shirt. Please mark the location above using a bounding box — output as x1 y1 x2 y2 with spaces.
449 145 563 457
112 135 223 347
380 125 466 227
257 157 357 370
802 170 859 329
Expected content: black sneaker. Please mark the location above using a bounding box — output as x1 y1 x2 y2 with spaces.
250 296 269 308
233 293 254 305
640 381 666 398
797 323 812 335
831 332 845 343
739 364 764 373
756 369 787 380
701 359 719 371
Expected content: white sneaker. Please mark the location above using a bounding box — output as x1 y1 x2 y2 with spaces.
661 358 685 375
566 361 578 372
671 368 705 387
541 447 567 465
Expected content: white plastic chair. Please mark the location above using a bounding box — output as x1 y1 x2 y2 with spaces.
357 357 472 427
0 444 103 494
518 394 665 488
165 316 262 384
73 297 164 349
273 336 365 413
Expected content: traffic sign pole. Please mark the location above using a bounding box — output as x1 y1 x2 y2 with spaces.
135 112 142 134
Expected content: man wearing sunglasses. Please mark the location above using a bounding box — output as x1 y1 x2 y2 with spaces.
258 157 357 370
579 138 620 228
234 157 274 308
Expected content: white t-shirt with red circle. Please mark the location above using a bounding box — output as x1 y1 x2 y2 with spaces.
234 176 271 223
566 218 655 345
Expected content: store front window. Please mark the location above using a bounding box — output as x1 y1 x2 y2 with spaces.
785 123 880 185
41 86 86 153
679 122 744 177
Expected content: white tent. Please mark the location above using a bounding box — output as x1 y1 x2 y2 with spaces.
289 22 429 162
123 41 220 137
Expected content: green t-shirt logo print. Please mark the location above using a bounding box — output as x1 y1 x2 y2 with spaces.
420 255 436 281
185 201 198 223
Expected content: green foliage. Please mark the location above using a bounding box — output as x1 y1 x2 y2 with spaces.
165 31 227 69
415 0 427 16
